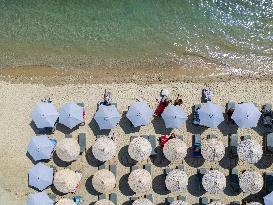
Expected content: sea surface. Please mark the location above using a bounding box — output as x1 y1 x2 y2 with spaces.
0 0 272 75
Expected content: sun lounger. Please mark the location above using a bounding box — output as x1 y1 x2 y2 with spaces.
193 134 202 157
266 133 273 154
200 197 208 205
146 194 153 202
109 164 117 177
198 168 206 191
208 134 216 139
166 197 174 204
243 135 251 140
131 165 138 172
164 167 171 176
176 164 184 171
109 193 117 205
49 165 57 174
148 135 157 156
178 195 186 201
143 135 149 141
177 135 183 141
48 193 56 202
49 137 57 148
144 164 152 174
78 133 86 154
65 134 72 138
193 104 201 125
230 201 240 205
98 194 106 200
230 168 240 193
202 88 212 102
130 136 138 141
77 103 85 126
265 172 273 194
229 134 238 156
98 164 105 170
227 101 236 111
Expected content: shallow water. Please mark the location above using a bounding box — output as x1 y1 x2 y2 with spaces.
0 0 272 75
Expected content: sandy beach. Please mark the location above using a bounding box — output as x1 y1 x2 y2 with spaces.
0 75 273 205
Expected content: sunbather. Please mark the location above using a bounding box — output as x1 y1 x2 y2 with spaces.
203 87 213 102
160 135 168 147
174 94 183 106
154 96 172 116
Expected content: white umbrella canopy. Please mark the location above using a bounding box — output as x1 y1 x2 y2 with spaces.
32 102 59 128
128 169 152 194
163 138 187 162
161 105 188 128
27 135 55 161
126 101 153 127
27 192 54 205
94 199 115 205
165 169 188 192
201 138 225 162
92 170 116 193
202 170 226 194
198 102 224 128
59 102 83 129
55 198 76 205
170 201 188 205
53 169 80 193
133 198 153 205
56 138 80 162
237 139 263 164
231 103 261 128
128 137 152 161
264 191 273 205
239 171 263 194
94 105 121 130
92 136 116 161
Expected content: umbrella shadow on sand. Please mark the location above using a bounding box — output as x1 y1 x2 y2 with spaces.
151 146 171 168
219 147 232 169
119 173 134 196
55 123 78 134
151 117 172 135
29 121 40 135
118 145 137 167
86 147 104 167
152 174 169 195
184 146 205 168
52 152 72 167
88 118 111 136
51 184 66 196
187 174 206 197
218 118 239 136
85 175 100 196
119 111 141 134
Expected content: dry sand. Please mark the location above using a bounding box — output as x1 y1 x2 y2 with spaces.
0 76 273 204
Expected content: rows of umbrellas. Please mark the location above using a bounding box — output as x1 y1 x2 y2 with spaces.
31 101 262 131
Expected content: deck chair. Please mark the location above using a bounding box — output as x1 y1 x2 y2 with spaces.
200 197 208 205
146 194 153 202
98 164 105 170
48 193 56 202
98 194 106 200
208 134 216 139
177 135 183 141
265 172 273 194
78 133 86 154
266 133 273 154
243 135 251 140
130 136 138 142
229 134 238 156
149 135 157 156
193 134 202 157
193 104 201 125
166 197 174 204
77 102 85 126
178 195 186 201
176 164 184 171
227 101 236 111
230 168 240 193
130 165 138 172
65 134 72 138
109 193 117 205
164 167 171 176
144 164 152 174
198 168 206 191
109 164 117 177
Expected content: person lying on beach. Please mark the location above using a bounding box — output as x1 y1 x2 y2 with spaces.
154 96 172 117
203 87 213 102
160 133 176 147
98 91 112 106
174 94 183 106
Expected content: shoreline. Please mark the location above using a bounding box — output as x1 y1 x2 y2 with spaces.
0 65 273 86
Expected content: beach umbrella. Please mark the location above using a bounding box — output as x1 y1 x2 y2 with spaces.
128 137 152 161
163 138 187 162
126 101 153 127
133 198 154 205
27 192 54 205
94 200 115 205
237 139 263 164
53 169 80 193
59 102 83 129
56 138 80 162
27 135 55 161
202 170 226 194
264 191 273 205
28 163 53 191
92 170 116 193
239 171 263 194
31 102 59 128
231 103 261 128
128 169 152 194
198 102 224 128
201 138 225 162
165 169 188 192
55 198 76 205
92 136 116 161
170 201 188 205
161 105 188 128
94 105 121 130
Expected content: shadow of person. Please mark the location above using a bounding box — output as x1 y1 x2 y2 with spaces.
85 175 100 196
88 118 111 136
119 173 134 196
85 147 104 167
119 111 140 134
52 152 72 167
118 145 137 167
152 174 169 195
187 174 205 197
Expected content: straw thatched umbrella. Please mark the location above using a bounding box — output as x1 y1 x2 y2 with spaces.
133 198 153 205
92 136 116 161
170 201 188 205
128 137 152 161
237 139 263 164
56 198 76 205
163 138 187 162
201 138 225 162
56 138 80 162
202 170 226 194
53 169 80 193
92 170 116 193
239 171 263 194
128 169 152 194
165 169 188 192
208 202 225 205
94 199 115 205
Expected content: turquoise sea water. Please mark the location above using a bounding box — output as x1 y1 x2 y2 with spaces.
0 0 272 74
